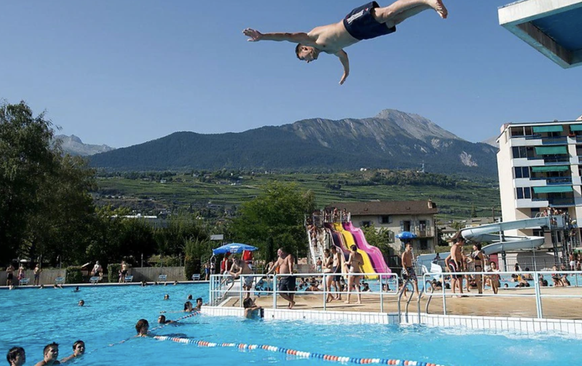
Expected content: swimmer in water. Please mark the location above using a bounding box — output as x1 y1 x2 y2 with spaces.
158 315 174 324
135 319 150 337
183 301 193 312
34 342 60 366
60 340 84 363
243 298 264 319
194 298 203 311
6 347 25 366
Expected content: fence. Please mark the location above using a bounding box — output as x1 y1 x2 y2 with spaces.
0 266 192 286
0 269 66 286
209 268 582 322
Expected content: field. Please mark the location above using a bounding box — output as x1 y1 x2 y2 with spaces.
94 170 501 222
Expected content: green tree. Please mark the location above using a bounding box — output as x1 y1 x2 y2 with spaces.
230 182 316 262
0 101 59 264
154 213 209 257
184 237 212 279
361 225 394 259
27 155 97 266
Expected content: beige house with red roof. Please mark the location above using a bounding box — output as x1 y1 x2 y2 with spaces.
327 200 438 253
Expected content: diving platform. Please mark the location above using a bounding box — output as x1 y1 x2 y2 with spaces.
498 0 582 68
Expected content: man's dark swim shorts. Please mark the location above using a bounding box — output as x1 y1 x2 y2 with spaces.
343 1 396 41
279 276 296 294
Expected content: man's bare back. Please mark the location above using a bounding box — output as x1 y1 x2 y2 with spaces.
243 0 447 84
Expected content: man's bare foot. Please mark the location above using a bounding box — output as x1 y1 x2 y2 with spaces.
429 0 448 19
288 301 296 309
356 301 362 305
344 301 350 304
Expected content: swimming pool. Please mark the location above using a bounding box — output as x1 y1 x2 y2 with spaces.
1 284 580 365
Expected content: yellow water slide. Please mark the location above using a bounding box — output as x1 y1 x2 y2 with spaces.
333 223 377 279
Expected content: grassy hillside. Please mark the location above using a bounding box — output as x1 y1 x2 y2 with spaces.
94 170 500 222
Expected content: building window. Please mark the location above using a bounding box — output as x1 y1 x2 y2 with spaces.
516 187 532 199
361 221 371 227
514 167 530 179
512 146 527 159
533 228 544 237
380 215 391 224
419 239 428 250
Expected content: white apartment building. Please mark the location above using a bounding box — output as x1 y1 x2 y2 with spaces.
497 121 582 248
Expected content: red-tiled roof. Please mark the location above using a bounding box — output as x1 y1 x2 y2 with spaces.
326 200 438 215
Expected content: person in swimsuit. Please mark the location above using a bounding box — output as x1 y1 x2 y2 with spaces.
243 297 264 319
135 319 150 337
34 264 42 286
243 0 447 85
486 261 500 294
34 343 60 366
345 245 364 304
448 231 466 296
401 242 420 299
60 340 84 363
6 347 25 366
229 257 255 299
266 248 296 309
6 265 14 287
471 243 485 294
194 297 203 311
328 246 342 301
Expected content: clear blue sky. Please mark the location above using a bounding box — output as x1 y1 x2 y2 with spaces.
1 1 581 148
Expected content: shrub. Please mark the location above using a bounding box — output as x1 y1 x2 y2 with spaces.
108 263 121 283
66 267 83 284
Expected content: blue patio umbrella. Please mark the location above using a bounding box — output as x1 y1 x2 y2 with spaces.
212 243 258 255
396 231 417 242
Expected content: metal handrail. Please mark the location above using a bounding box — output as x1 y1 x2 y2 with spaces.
210 271 401 312
421 269 582 319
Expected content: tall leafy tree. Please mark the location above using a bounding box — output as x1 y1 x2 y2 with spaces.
0 102 59 265
0 101 97 266
231 182 316 261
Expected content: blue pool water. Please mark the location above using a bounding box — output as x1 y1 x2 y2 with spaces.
1 284 580 366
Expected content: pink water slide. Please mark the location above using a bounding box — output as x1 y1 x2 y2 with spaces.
343 222 391 274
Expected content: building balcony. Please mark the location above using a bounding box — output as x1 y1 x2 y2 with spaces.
399 228 434 238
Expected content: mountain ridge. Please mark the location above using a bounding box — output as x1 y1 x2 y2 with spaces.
89 109 498 177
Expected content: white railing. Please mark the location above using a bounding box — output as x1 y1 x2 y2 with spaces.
209 272 402 312
422 270 582 320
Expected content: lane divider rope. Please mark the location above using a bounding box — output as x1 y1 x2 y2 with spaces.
152 335 446 366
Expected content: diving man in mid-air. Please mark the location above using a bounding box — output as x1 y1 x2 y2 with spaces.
243 0 447 85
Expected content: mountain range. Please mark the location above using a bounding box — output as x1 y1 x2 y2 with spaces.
87 109 498 177
54 135 114 156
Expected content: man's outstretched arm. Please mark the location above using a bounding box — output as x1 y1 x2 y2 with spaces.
336 50 350 85
243 28 313 44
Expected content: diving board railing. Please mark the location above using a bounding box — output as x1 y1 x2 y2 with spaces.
209 272 404 311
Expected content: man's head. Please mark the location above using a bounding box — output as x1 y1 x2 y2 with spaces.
135 319 149 335
406 242 413 251
196 297 203 306
43 343 58 361
295 44 319 63
158 315 167 324
277 248 287 258
6 347 25 366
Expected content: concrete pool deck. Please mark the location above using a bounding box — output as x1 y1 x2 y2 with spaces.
219 286 582 320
